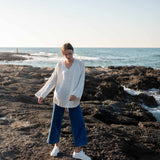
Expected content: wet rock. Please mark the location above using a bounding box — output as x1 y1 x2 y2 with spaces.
136 93 158 107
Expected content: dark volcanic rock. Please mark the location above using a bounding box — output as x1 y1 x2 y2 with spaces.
138 121 160 129
136 93 158 107
0 64 160 160
95 78 124 100
82 69 125 101
109 66 160 90
14 95 37 104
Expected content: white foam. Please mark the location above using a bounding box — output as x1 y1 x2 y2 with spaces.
32 52 58 57
104 55 128 60
39 52 46 54
147 88 159 93
139 88 160 105
122 85 141 95
74 54 101 61
123 85 160 121
141 104 160 122
0 117 7 120
9 51 133 67
22 52 64 62
22 52 102 63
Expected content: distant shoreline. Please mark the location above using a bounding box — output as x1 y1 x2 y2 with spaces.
0 52 31 61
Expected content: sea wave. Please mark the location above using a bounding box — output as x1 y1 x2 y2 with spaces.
123 85 160 121
74 54 101 61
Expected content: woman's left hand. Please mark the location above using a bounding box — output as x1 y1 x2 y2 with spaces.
69 95 77 101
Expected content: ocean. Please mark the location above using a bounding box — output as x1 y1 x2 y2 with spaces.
0 47 160 69
0 47 160 121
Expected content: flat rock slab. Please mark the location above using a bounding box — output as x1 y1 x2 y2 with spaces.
0 52 31 61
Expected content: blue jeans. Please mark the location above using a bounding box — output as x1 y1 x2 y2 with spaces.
47 103 88 147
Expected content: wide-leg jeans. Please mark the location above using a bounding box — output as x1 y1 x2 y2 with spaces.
47 103 88 147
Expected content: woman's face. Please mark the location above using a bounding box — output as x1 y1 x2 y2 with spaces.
63 49 74 62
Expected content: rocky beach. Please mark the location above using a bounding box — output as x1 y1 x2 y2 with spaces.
0 52 32 62
0 52 160 160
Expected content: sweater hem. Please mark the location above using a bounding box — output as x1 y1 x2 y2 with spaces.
53 100 80 108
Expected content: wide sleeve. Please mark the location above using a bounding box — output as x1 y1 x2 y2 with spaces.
35 63 58 99
71 61 85 99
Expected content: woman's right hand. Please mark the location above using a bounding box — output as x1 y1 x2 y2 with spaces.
38 97 43 104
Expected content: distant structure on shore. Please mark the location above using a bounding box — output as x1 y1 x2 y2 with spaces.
16 48 18 53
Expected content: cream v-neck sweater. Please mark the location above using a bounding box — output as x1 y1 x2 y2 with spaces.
35 58 85 108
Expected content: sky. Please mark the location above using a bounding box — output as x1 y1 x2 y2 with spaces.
0 0 160 48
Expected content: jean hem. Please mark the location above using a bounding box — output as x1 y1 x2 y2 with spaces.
47 140 59 145
74 142 88 147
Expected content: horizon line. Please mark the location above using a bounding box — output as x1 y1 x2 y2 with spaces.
0 46 160 48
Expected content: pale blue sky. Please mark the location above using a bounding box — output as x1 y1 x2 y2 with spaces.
0 0 160 47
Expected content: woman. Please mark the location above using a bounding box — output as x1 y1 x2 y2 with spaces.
35 43 91 160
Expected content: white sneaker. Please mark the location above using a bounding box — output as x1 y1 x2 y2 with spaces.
50 145 59 156
73 150 91 160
